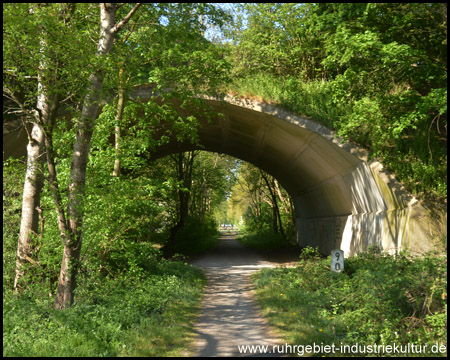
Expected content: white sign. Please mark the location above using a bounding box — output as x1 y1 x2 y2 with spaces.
331 249 344 273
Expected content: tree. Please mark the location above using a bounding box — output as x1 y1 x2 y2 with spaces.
259 170 286 241
227 161 295 238
13 120 45 291
226 3 447 200
54 3 141 310
5 2 232 308
168 151 198 247
190 152 236 222
4 3 85 292
53 2 229 307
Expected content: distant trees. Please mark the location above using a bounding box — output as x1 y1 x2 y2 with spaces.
228 162 295 240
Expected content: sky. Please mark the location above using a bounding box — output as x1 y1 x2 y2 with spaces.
203 3 249 44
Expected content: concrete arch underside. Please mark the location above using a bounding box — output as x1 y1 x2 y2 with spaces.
134 89 439 257
3 88 441 256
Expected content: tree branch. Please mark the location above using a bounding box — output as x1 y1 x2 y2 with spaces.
3 86 40 123
111 3 142 35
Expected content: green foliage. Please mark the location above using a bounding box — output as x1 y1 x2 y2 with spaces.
3 146 212 358
238 230 293 251
165 216 220 256
227 161 296 240
3 149 218 358
226 3 447 201
3 2 447 356
3 261 205 357
3 3 98 115
252 250 447 355
299 246 322 262
3 158 27 289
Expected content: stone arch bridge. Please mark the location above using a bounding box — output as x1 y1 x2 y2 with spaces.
3 85 442 256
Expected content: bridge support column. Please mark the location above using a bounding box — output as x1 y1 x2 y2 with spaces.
296 216 348 256
296 204 443 257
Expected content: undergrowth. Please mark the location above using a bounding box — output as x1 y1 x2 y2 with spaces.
163 216 220 257
237 230 295 251
3 157 216 357
252 246 447 357
3 258 205 357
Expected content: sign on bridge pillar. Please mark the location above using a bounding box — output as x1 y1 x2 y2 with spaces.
331 249 344 273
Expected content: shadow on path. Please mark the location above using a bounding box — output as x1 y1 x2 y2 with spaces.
190 234 296 357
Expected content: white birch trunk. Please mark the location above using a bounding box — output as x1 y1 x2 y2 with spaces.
14 122 44 291
54 3 141 309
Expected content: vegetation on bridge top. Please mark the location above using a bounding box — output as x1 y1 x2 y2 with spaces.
223 3 447 203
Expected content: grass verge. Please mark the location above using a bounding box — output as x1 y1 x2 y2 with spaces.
3 259 206 357
252 247 447 357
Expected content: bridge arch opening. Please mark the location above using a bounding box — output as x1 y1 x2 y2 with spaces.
132 93 434 257
3 88 439 256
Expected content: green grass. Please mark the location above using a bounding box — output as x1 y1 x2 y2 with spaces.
3 259 206 357
251 247 447 357
228 73 349 130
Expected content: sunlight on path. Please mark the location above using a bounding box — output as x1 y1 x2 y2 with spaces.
191 234 290 357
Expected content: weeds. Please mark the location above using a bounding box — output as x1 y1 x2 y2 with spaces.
3 259 206 357
252 248 447 357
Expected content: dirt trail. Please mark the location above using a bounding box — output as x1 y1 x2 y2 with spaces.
190 233 299 357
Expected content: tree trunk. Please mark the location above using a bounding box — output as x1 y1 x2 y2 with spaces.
54 3 141 309
14 26 60 291
169 152 197 246
112 21 138 177
53 12 114 309
260 170 286 241
14 121 45 292
112 86 125 177
13 2 77 296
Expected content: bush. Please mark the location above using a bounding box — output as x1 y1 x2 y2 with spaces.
252 250 447 356
238 230 294 250
299 246 322 261
166 216 220 256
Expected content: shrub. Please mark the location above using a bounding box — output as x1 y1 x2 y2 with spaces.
252 249 447 356
166 216 220 256
238 230 293 251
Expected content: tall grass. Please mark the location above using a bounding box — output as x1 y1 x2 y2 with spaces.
228 73 350 129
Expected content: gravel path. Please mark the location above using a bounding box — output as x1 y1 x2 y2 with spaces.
190 233 298 357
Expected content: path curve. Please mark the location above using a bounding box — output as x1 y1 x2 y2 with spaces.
190 233 298 357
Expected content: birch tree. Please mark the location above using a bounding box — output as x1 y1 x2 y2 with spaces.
4 3 78 291
54 3 141 310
